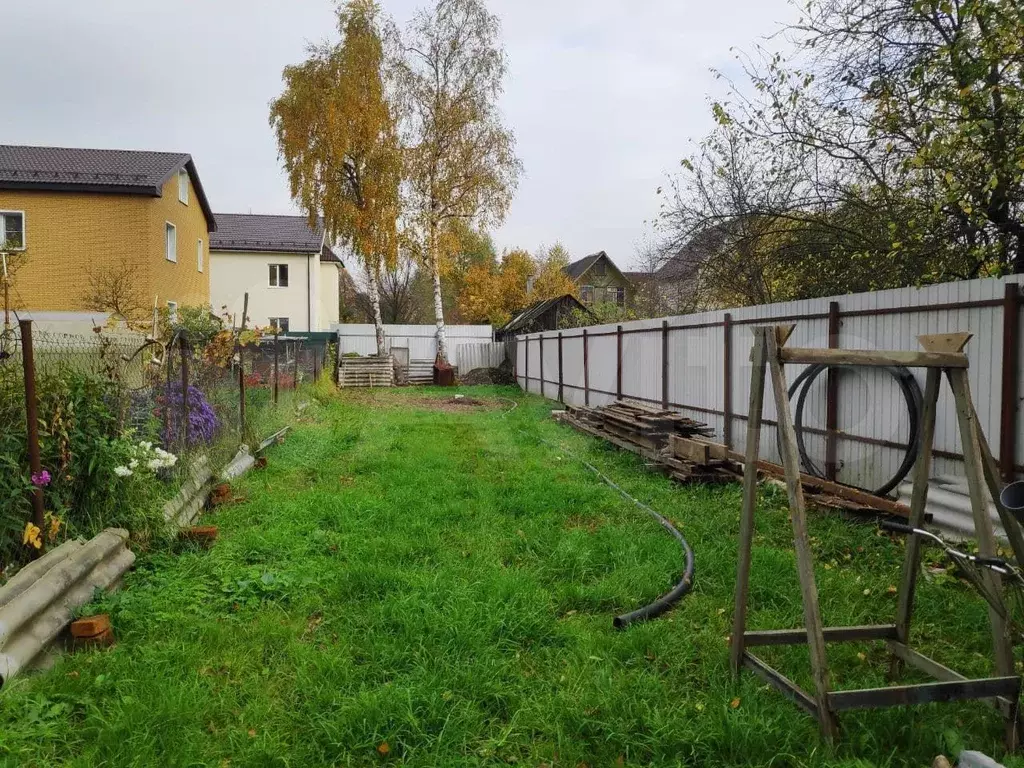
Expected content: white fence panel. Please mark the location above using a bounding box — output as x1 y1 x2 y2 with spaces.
332 324 493 361
456 342 507 373
514 274 1024 537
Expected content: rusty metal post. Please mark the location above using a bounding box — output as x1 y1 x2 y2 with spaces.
179 334 189 452
237 293 248 438
616 325 623 400
583 328 589 406
557 332 564 403
293 340 300 388
723 313 733 448
19 320 45 551
273 332 279 405
662 320 669 410
1001 283 1020 481
825 301 841 481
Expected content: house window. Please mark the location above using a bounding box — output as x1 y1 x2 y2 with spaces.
613 286 625 307
269 317 290 333
165 222 177 262
178 170 189 204
197 239 203 273
0 211 25 250
269 263 289 287
581 285 594 305
167 301 178 323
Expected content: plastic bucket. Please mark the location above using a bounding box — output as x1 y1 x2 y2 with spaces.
999 481 1024 525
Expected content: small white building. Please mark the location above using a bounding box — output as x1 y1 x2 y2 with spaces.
209 213 344 332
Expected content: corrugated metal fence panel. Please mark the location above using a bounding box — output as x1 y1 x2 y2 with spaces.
333 324 493 360
514 274 1024 536
456 342 507 373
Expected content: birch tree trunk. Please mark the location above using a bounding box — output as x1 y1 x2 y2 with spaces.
429 221 449 362
366 262 387 357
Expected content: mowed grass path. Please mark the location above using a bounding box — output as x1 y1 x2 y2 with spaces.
0 386 1017 767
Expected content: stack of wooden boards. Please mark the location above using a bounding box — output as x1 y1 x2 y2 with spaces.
556 400 911 518
339 356 395 388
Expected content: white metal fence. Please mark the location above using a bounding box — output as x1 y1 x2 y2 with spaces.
515 275 1024 533
332 324 493 361
455 342 508 373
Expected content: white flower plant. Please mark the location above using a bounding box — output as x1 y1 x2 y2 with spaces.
113 441 177 478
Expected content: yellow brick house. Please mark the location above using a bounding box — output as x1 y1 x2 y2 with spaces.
0 145 217 332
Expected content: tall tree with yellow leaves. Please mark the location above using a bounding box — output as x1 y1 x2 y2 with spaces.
270 0 400 356
395 0 522 361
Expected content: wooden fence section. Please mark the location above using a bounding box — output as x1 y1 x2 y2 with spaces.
515 275 1024 498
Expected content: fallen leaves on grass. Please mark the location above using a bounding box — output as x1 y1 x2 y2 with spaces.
377 741 391 756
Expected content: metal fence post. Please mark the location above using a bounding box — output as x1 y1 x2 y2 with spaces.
723 313 733 449
273 332 279 405
237 293 249 439
616 325 623 400
1001 282 1021 481
583 328 589 406
662 320 669 410
19 320 45 552
557 332 564 403
825 301 841 481
293 340 299 388
180 334 189 452
539 334 545 398
524 336 529 394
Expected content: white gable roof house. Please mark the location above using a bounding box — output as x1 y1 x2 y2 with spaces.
209 213 344 332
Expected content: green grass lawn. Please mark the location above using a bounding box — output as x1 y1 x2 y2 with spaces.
0 386 1017 767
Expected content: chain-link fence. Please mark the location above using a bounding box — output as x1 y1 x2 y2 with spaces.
0 321 331 575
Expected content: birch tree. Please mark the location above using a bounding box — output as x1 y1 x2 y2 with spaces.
396 0 522 361
270 0 400 355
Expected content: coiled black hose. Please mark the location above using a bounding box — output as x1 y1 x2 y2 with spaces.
499 397 694 629
786 364 922 497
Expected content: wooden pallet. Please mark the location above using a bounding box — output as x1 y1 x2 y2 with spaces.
339 356 394 388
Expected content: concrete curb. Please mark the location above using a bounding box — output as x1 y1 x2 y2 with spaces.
0 528 134 686
163 455 215 529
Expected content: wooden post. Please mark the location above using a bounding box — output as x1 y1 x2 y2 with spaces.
179 334 189 452
1000 282 1020 482
723 313 733 448
731 327 768 674
661 320 669 410
273 332 279 405
557 332 564 403
237 293 249 438
766 328 839 742
583 329 590 406
947 368 1017 729
293 340 300 388
825 301 841 481
891 368 941 675
19 320 46 551
616 325 623 400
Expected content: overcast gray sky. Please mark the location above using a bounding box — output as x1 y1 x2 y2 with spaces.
0 0 797 270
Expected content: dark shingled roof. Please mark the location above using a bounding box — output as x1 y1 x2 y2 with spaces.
210 214 326 255
320 243 344 266
564 252 606 280
0 144 216 230
498 294 592 336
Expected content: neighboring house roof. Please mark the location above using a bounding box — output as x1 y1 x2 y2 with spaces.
563 251 632 284
320 243 344 266
657 226 729 282
498 294 592 336
623 271 652 283
210 213 326 255
564 252 606 281
0 144 217 231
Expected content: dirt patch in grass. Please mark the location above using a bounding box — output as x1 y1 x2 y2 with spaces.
406 395 500 412
340 389 504 412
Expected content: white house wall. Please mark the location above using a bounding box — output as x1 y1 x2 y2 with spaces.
210 251 321 331
319 264 341 329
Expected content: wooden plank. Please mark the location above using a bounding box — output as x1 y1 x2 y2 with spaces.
745 625 897 647
946 367 1018 749
918 332 973 353
892 368 941 661
766 327 839 741
775 324 796 347
779 347 968 369
730 328 769 675
722 450 913 517
671 435 729 464
742 652 819 717
829 677 1020 711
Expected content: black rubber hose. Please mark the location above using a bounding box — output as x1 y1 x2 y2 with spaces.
786 364 922 497
498 397 694 629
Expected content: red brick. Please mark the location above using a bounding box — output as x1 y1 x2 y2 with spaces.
71 614 110 638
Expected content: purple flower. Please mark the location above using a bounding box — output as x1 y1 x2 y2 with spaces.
31 469 51 487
